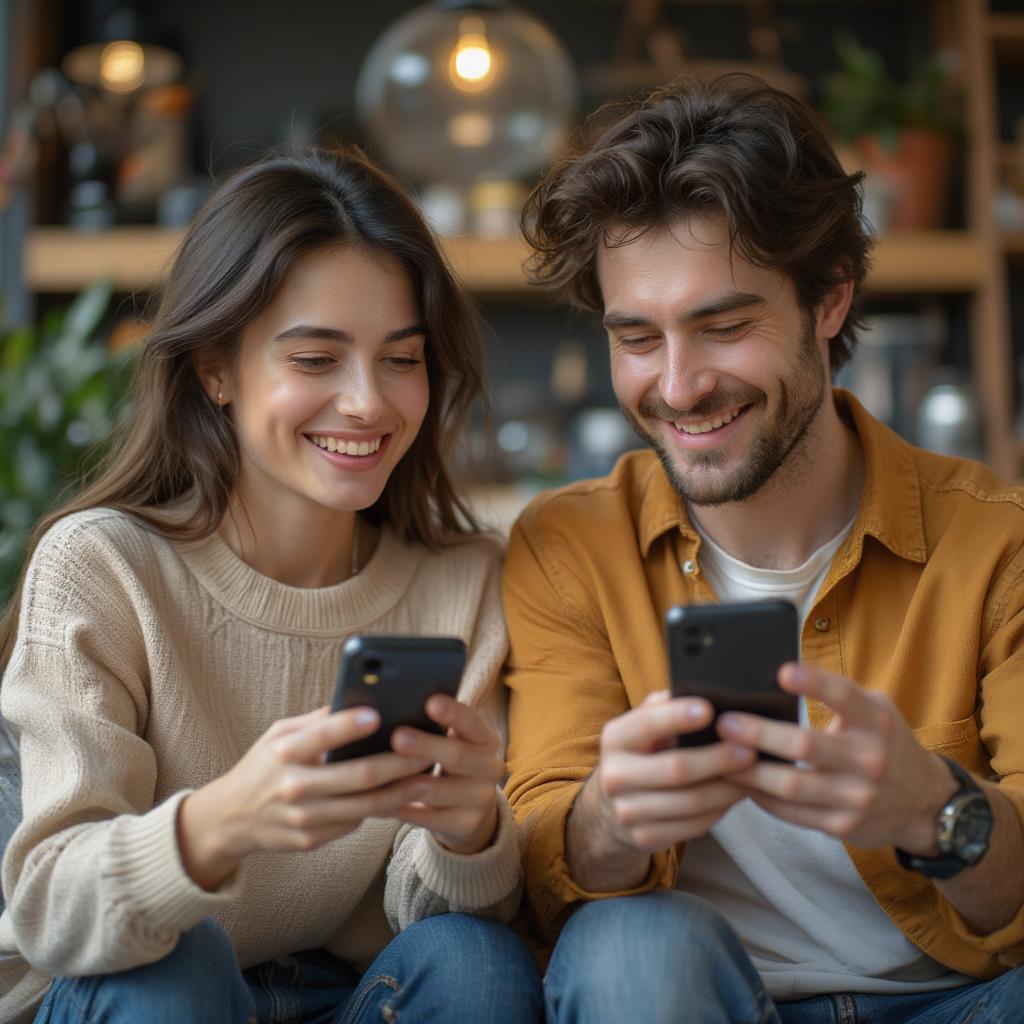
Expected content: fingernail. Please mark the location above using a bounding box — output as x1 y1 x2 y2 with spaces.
685 700 707 720
730 744 752 763
355 709 378 727
393 730 416 751
718 715 741 737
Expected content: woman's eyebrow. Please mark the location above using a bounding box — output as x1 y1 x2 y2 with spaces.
274 323 427 343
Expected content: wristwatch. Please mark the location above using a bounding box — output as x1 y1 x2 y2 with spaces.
895 755 993 880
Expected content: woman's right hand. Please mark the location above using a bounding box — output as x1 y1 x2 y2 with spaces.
177 706 432 891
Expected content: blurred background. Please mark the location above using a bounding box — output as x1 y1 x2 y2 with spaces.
2 0 1024 585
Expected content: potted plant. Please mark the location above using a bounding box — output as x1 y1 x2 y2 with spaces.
822 34 962 232
0 281 133 603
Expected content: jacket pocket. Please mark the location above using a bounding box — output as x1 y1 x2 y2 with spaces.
912 715 990 777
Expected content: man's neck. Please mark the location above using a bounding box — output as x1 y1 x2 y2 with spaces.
688 398 864 570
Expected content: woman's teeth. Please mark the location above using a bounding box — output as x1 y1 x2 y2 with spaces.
310 435 383 456
675 408 741 435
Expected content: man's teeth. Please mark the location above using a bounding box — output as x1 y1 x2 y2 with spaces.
675 409 740 435
310 435 383 456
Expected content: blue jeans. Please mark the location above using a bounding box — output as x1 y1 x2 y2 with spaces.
35 913 543 1023
544 890 1024 1024
0 719 21 915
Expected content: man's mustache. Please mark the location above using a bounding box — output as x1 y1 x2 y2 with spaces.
638 387 764 421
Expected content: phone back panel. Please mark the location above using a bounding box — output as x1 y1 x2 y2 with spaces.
666 600 799 748
326 636 466 762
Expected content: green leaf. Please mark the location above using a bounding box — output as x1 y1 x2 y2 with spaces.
0 287 120 599
1 328 35 371
821 33 961 143
62 281 114 343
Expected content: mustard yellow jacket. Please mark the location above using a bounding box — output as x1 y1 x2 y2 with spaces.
503 390 1024 979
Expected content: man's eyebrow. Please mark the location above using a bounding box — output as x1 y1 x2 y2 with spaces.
602 292 767 330
274 324 427 343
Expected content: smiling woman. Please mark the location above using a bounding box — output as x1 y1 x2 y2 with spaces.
0 150 542 1024
195 244 433 587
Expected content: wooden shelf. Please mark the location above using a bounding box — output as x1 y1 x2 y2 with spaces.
998 142 1024 169
1001 230 1024 256
23 226 985 295
865 232 985 292
23 226 533 296
990 13 1024 64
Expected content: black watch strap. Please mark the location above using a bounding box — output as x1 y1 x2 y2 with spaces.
895 841 965 880
894 756 991 881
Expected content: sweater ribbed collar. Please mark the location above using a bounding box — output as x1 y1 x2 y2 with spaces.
175 523 422 635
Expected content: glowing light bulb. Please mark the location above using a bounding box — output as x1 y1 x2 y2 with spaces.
454 39 491 81
450 16 495 92
99 40 145 93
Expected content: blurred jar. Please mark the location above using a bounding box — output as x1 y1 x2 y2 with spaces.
569 407 639 480
916 370 984 462
836 311 943 445
469 178 528 239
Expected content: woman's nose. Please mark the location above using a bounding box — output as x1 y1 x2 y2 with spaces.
334 363 385 422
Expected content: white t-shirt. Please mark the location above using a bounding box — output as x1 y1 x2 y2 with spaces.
674 516 969 1000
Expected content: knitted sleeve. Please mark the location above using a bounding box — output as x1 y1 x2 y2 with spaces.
383 538 523 931
0 514 243 977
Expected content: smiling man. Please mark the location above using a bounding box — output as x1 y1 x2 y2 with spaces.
502 75 1024 1024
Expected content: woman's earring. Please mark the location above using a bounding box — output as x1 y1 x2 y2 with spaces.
217 389 224 406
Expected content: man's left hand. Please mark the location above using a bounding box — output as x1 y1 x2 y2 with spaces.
719 663 953 854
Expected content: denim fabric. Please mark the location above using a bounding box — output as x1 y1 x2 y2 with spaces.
775 970 1024 1024
544 890 776 1024
35 913 543 1024
0 719 21 915
544 889 1024 1024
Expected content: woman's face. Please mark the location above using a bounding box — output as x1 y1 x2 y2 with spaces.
214 245 430 521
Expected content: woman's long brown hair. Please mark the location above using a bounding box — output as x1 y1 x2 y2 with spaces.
0 147 485 670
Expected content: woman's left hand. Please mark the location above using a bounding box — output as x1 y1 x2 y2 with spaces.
389 695 505 855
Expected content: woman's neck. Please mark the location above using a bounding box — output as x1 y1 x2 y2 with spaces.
218 485 371 588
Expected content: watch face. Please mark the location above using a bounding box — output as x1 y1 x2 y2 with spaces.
950 792 993 866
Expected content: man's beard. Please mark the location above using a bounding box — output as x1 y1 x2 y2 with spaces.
620 320 828 506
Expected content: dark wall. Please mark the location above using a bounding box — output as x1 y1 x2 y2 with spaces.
50 0 967 483
58 0 933 177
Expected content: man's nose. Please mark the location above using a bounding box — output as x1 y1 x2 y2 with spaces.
659 341 718 413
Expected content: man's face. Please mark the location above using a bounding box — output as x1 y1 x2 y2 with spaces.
598 216 831 507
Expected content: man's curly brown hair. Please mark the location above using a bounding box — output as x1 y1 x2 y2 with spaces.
522 73 874 373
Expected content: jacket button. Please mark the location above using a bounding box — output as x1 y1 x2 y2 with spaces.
682 560 697 575
814 617 831 632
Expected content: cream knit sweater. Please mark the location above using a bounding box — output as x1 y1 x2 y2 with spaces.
0 509 521 1023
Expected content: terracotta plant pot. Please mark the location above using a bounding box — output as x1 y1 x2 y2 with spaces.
856 129 955 231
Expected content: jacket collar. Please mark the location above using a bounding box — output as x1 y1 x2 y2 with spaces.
838 388 927 564
637 388 927 564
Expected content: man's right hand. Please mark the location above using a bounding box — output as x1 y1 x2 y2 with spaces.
566 690 755 892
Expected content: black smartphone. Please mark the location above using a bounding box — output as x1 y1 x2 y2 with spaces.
325 635 466 763
666 600 799 752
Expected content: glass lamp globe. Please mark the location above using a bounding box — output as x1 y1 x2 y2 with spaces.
356 0 577 190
